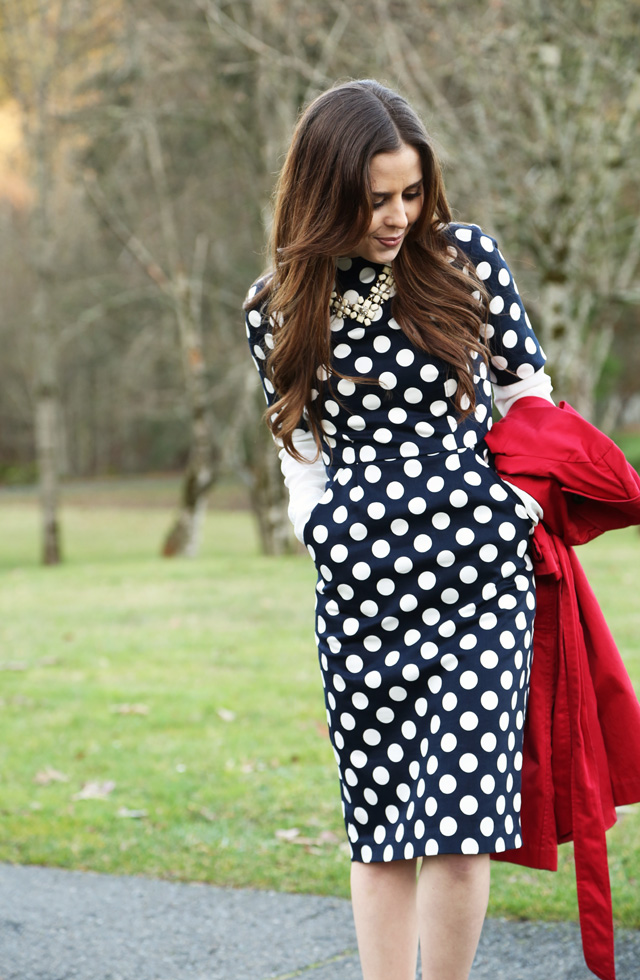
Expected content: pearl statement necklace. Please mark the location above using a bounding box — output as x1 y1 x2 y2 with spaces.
330 265 395 325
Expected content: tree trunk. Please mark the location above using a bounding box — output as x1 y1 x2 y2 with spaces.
161 267 217 557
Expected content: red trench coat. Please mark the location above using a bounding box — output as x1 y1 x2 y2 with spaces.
485 398 640 980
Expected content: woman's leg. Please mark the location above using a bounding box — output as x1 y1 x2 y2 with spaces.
417 853 491 980
351 858 419 980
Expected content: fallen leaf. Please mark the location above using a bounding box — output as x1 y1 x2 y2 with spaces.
72 780 116 800
188 804 217 822
217 708 236 723
275 827 300 841
318 830 340 844
34 767 69 785
110 703 149 715
117 807 147 819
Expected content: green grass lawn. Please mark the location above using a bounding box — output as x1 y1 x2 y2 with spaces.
0 482 639 927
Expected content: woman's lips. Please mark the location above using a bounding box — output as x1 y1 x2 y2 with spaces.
376 235 404 248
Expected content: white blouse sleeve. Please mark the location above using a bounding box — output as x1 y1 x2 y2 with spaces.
278 428 328 543
492 366 554 417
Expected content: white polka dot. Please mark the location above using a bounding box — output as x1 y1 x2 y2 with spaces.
355 356 373 373
499 522 517 541
430 400 448 417
403 459 422 478
459 753 479 773
367 502 385 520
481 732 498 752
334 343 351 359
481 691 499 710
386 481 405 499
456 527 475 546
404 387 423 404
377 578 395 595
371 540 391 559
382 616 399 631
474 505 493 524
373 335 391 353
350 750 368 769
415 421 435 438
362 393 381 411
391 518 409 535
396 348 415 367
347 415 365 431
377 707 394 724
509 303 521 321
340 712 356 730
460 795 479 815
350 523 368 541
449 488 468 508
383 844 394 861
498 268 511 286
441 653 458 671
460 711 479 731
440 732 457 752
454 227 472 242
476 261 492 280
373 766 390 786
480 816 494 836
388 407 407 424
389 686 408 702
432 512 450 530
402 663 420 683
459 566 478 584
421 641 438 659
364 671 382 689
437 550 455 567
379 371 397 390
374 428 393 444
363 729 381 747
345 653 363 671
460 671 479 690
313 525 329 544
330 544 348 563
479 544 498 562
353 562 371 581
439 774 457 794
440 816 458 836
442 692 458 712
394 556 413 575
408 497 427 515
420 362 439 382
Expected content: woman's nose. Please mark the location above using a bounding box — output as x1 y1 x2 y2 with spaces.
385 198 409 229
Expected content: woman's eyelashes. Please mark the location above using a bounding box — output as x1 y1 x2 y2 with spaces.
372 190 423 210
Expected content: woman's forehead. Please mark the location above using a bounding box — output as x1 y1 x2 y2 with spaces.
369 145 423 191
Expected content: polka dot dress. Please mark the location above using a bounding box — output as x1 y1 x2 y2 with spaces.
246 224 547 862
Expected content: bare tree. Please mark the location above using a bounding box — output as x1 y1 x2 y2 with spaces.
0 0 116 561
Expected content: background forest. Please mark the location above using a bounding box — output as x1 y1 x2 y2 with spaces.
0 0 639 562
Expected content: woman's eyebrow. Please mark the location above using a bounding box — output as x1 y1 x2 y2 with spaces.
373 180 424 197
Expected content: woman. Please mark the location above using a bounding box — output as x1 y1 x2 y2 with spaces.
245 79 553 980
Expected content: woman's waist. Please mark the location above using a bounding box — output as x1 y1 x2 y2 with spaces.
324 430 487 469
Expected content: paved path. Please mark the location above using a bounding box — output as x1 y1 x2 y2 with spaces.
0 864 639 979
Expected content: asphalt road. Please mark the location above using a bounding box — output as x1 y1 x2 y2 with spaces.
0 863 639 980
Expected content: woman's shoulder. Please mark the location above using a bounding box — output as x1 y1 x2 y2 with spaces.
444 221 499 260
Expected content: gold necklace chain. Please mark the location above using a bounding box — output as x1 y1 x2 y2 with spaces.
329 265 395 326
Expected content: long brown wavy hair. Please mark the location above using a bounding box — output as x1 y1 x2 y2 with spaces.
245 79 490 461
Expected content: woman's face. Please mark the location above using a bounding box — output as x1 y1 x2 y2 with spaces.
350 143 424 264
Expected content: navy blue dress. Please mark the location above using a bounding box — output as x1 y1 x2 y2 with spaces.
246 224 547 863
